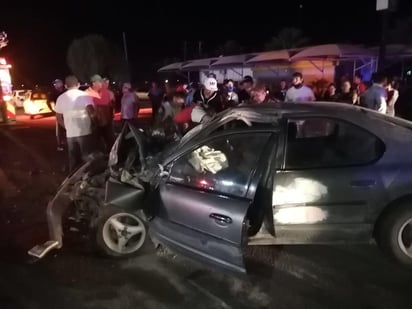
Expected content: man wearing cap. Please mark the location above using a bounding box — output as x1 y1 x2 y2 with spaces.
174 77 223 127
190 77 224 123
55 76 97 173
86 74 115 152
49 79 66 151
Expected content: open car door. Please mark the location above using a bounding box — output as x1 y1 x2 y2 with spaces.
149 129 275 273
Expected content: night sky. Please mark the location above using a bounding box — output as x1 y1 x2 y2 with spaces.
1 0 412 86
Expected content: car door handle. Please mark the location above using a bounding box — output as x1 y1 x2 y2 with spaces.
209 213 232 224
350 179 376 188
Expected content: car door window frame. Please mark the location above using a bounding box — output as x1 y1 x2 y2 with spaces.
166 128 276 199
282 116 386 170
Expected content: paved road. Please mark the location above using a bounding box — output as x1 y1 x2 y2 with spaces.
0 114 411 309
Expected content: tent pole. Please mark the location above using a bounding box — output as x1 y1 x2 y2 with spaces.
401 60 405 80
353 59 356 78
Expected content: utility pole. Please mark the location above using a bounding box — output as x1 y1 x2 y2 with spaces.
376 0 398 71
122 32 129 64
122 32 130 81
378 9 389 71
183 41 187 61
198 41 202 58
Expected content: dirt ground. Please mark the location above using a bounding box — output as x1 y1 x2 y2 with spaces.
0 114 411 309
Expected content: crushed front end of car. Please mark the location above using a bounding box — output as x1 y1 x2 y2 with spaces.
28 152 108 258
28 123 171 259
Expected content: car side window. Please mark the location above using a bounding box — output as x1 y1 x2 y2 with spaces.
285 118 385 169
169 133 272 197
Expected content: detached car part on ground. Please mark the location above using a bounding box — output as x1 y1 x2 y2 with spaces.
30 103 412 273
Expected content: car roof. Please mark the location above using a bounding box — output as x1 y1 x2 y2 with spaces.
168 101 412 164
219 102 412 126
228 102 368 117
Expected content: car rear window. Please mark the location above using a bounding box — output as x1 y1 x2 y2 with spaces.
285 117 385 169
380 115 412 130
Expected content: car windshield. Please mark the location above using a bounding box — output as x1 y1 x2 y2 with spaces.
177 108 280 151
178 113 224 146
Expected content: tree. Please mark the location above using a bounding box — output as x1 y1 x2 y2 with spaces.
264 27 310 51
213 40 244 56
67 34 127 82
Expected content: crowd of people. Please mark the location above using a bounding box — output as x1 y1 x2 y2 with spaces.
52 74 138 173
148 71 399 135
51 70 400 174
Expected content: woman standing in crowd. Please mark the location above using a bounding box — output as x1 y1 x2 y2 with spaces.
386 80 399 117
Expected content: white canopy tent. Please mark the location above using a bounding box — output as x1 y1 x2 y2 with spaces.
157 62 185 72
290 44 378 77
211 54 255 67
181 58 218 71
207 54 256 80
245 49 293 64
291 44 375 60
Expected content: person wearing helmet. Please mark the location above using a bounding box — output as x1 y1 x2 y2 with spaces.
191 77 224 123
174 77 223 126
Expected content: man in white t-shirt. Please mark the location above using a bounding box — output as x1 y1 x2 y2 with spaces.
54 75 97 173
285 72 315 103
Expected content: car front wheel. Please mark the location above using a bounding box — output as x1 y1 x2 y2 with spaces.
377 203 412 266
96 207 147 258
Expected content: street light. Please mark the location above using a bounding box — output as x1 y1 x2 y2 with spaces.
376 0 398 71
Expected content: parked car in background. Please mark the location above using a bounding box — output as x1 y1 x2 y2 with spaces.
12 89 30 108
23 90 54 119
31 103 412 273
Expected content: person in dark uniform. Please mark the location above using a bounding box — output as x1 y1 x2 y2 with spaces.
148 81 164 123
49 79 66 151
237 76 254 104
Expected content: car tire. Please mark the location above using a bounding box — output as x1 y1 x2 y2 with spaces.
376 202 412 266
96 206 147 258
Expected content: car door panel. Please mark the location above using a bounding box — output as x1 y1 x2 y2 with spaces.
149 180 250 273
150 216 246 273
272 117 386 243
150 130 275 273
273 168 383 223
158 183 249 244
271 170 380 243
